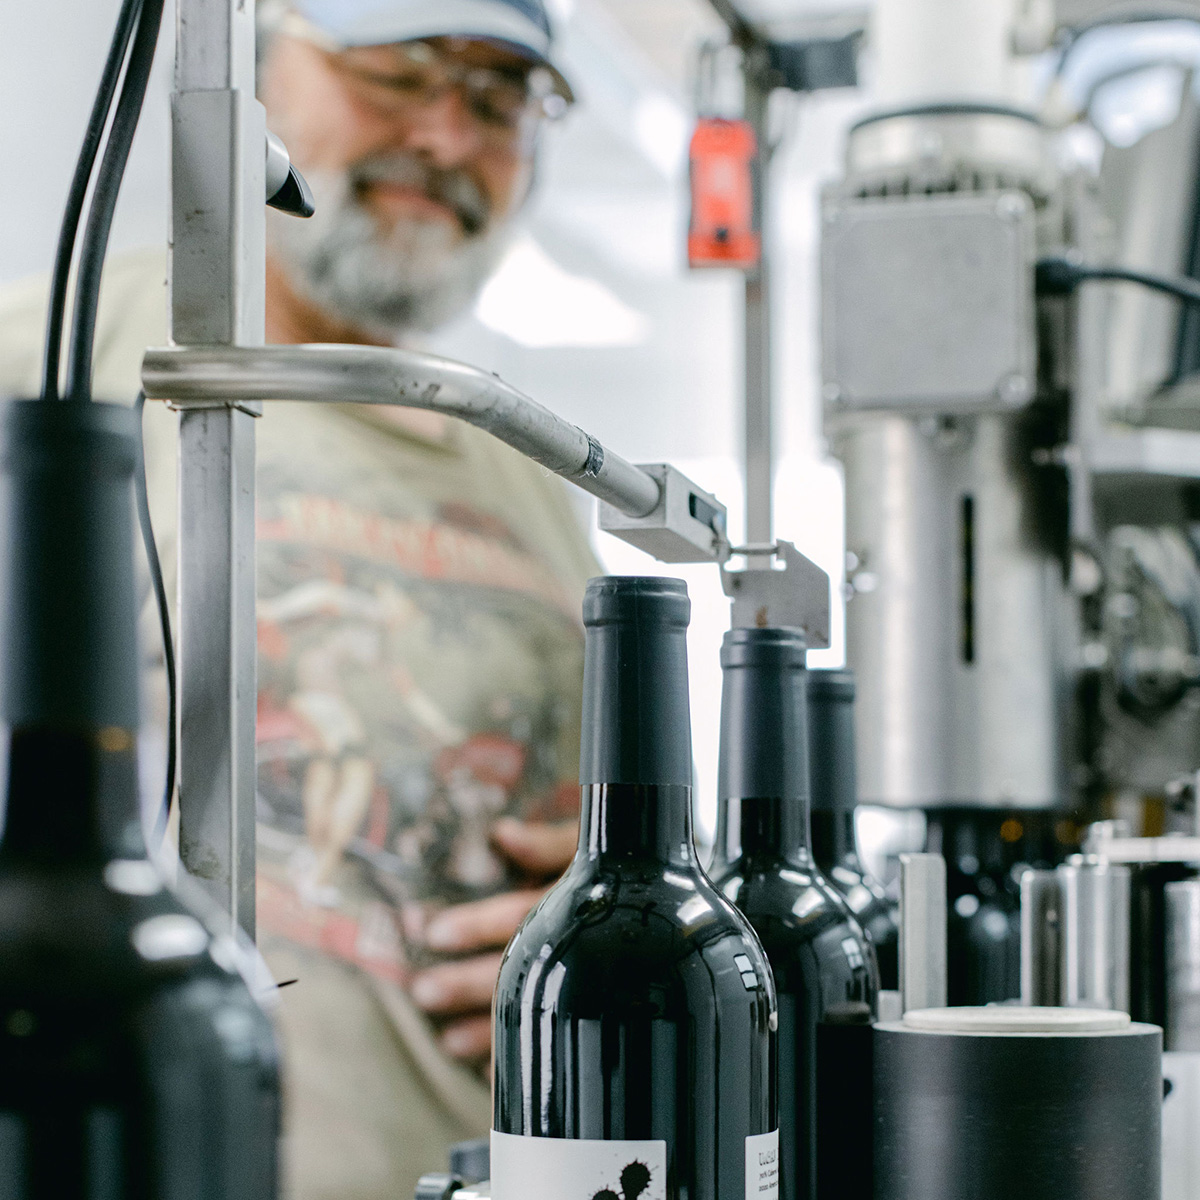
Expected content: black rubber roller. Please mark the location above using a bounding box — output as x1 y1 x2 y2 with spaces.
874 1007 1162 1200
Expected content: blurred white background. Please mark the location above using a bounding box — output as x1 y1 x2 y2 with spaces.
0 0 867 841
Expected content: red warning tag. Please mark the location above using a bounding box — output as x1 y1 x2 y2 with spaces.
687 117 761 270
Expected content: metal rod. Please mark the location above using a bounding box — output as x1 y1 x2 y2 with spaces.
143 344 663 518
1020 867 1062 1006
899 852 948 1013
1059 856 1131 1013
1166 880 1200 1051
707 0 756 44
169 0 263 938
743 73 773 552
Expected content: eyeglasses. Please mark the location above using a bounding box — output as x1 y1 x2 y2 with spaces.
282 14 571 147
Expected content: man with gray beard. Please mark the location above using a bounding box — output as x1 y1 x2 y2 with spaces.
0 2 593 1196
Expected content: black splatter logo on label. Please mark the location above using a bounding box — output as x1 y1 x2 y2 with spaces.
591 1160 653 1200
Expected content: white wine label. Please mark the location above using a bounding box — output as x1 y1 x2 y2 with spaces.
745 1130 780 1199
491 1132 667 1200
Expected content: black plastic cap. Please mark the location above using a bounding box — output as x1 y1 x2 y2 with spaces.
579 576 692 786
718 626 810 802
0 400 139 731
808 667 857 813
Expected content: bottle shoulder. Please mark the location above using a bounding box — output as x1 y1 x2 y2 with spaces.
712 856 864 931
711 856 878 1000
0 862 272 1008
828 861 896 922
498 858 775 1014
0 862 280 1093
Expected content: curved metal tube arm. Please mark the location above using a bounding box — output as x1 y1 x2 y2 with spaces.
143 343 662 519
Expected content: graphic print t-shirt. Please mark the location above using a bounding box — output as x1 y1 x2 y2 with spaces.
252 402 595 980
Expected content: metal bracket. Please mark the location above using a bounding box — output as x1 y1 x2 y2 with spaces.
719 539 831 646
597 463 728 563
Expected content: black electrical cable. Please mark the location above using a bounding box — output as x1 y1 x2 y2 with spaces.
1036 256 1200 307
40 0 144 402
63 0 165 404
133 391 176 841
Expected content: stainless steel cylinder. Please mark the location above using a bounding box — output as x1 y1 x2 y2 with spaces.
1166 880 1200 1052
1020 868 1061 1007
836 413 1073 808
1060 857 1132 1013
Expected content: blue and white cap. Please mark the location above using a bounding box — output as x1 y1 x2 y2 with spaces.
292 0 573 98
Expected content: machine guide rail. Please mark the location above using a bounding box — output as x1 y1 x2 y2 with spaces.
143 343 726 563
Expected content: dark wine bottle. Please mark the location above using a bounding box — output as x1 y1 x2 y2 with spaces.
710 631 876 1200
806 669 899 991
927 808 1066 1005
0 399 280 1198
492 576 779 1200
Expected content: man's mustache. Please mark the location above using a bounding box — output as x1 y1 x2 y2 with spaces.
350 155 491 237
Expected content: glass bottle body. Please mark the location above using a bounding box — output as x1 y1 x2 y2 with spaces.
493 784 777 1200
0 731 280 1198
810 810 898 990
0 402 280 1197
712 800 876 1200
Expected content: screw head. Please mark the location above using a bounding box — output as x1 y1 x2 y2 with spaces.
996 192 1027 219
998 373 1032 405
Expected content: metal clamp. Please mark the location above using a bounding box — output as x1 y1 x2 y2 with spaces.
718 539 831 646
597 462 728 563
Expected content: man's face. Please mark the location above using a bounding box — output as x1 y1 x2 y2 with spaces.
260 31 540 335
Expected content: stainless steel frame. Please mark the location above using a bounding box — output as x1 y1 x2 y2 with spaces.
169 0 263 938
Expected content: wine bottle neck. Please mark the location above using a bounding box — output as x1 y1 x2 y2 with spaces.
1 728 145 864
715 794 813 866
811 808 859 872
0 401 144 867
716 627 812 867
579 783 696 865
579 579 693 790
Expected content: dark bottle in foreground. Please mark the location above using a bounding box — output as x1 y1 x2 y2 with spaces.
0 399 279 1197
807 669 899 991
492 577 779 1200
711 631 877 1200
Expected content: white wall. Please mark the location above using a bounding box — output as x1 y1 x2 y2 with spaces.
0 0 175 286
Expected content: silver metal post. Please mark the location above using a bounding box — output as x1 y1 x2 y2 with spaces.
899 852 947 1013
1167 880 1200 1051
170 0 264 937
744 73 773 554
1059 856 1131 1013
1020 868 1062 1006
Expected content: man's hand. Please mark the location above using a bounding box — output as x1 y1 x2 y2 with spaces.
410 816 577 1062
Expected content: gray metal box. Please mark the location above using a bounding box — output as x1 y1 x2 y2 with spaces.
821 190 1037 413
598 463 727 563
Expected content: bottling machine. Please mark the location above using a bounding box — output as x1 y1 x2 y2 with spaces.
821 0 1200 1005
